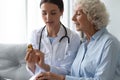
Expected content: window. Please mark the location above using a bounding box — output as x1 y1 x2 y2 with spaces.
0 0 27 44
0 0 74 44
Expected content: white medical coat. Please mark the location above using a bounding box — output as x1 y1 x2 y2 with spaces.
27 25 80 77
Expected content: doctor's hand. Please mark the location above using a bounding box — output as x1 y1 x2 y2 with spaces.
35 72 65 80
35 50 50 72
25 44 38 73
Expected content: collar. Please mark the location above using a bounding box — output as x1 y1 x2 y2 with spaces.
82 28 107 42
92 28 107 41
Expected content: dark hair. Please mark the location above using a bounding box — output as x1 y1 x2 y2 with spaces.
40 0 64 12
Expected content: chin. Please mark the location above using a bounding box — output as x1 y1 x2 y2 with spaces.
76 29 81 31
46 24 54 27
75 27 80 31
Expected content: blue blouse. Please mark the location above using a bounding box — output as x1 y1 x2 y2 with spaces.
66 28 120 80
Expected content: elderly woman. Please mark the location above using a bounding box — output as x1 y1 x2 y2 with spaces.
35 0 120 80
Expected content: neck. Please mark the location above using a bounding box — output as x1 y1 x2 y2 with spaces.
85 26 98 41
47 23 60 37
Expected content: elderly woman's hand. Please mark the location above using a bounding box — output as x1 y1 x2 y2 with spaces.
35 72 65 80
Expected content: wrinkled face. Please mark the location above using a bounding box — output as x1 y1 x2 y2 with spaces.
72 4 91 32
41 3 63 27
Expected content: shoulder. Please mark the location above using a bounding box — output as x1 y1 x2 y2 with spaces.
103 30 119 43
100 30 120 50
96 28 119 44
31 27 44 36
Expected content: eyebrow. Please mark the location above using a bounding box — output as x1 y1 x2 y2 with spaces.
76 9 84 14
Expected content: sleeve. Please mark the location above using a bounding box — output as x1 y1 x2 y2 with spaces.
50 32 81 75
65 39 120 80
26 64 47 80
26 29 43 76
26 64 43 76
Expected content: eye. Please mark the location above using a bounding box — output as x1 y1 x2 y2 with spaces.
51 12 57 15
76 11 81 16
42 11 47 15
76 13 81 16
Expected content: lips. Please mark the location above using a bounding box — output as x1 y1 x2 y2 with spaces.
46 22 54 25
46 21 53 24
74 22 80 26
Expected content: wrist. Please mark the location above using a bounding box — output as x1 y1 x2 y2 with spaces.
42 63 50 71
28 64 36 73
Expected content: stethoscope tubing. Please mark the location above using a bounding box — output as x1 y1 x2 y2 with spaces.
39 23 70 50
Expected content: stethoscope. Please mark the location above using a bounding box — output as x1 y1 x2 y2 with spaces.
39 23 70 50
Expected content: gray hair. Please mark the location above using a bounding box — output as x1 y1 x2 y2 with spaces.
73 0 109 30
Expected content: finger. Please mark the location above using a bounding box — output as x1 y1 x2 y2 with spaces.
36 76 47 80
29 51 37 62
39 77 47 80
35 73 44 80
26 44 34 58
26 50 35 62
25 50 32 61
25 44 33 61
35 55 40 63
34 50 42 62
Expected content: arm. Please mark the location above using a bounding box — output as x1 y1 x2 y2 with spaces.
26 29 41 75
35 72 65 80
25 45 36 74
65 40 119 80
27 30 80 76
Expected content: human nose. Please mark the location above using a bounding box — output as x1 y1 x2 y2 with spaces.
72 14 76 21
46 14 52 20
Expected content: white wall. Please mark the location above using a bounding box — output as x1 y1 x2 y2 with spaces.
0 0 27 44
102 0 120 41
0 0 70 44
1 0 119 43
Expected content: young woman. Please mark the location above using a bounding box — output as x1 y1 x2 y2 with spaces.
25 0 80 79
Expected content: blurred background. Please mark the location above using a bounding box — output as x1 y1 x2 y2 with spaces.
0 0 120 44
